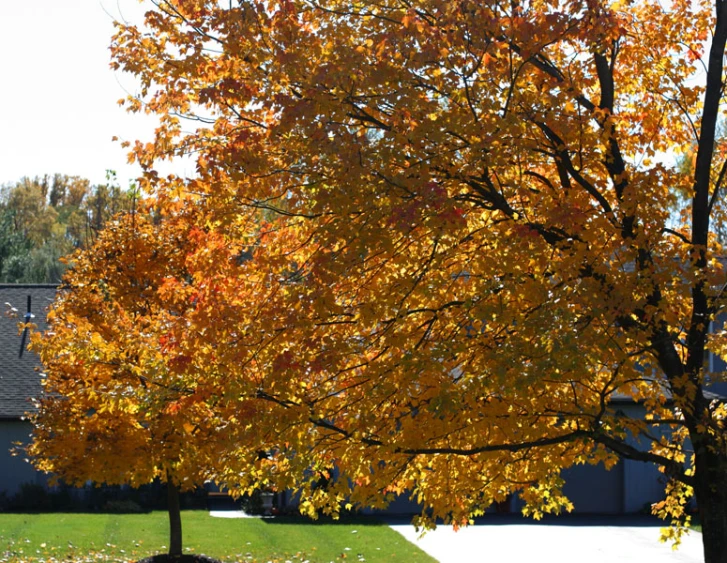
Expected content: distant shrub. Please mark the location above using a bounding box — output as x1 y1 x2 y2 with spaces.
49 485 75 511
1 481 203 512
240 489 264 515
10 483 52 511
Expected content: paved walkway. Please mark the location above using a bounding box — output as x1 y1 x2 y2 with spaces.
210 509 269 519
209 510 705 562
386 516 704 563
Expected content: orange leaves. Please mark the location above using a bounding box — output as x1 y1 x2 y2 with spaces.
50 0 721 542
28 205 255 493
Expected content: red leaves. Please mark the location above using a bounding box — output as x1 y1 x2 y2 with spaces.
273 350 300 373
512 223 540 240
166 401 183 415
168 354 193 372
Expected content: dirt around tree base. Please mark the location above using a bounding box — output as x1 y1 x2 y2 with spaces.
136 554 223 563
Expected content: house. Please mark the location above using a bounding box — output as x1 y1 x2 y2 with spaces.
0 283 717 515
559 393 676 515
0 284 56 496
368 385 726 516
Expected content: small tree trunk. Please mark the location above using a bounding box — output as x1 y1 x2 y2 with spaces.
693 448 727 563
167 477 183 558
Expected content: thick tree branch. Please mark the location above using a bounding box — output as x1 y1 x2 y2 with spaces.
534 120 614 216
683 0 727 427
592 432 693 486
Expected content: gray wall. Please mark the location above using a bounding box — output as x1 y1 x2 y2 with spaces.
0 419 47 495
561 403 673 514
621 403 669 513
561 460 624 513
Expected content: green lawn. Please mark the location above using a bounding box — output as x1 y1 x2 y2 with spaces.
0 511 437 563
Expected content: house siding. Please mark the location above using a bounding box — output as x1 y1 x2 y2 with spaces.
0 419 47 495
620 403 669 513
559 403 679 515
561 460 624 514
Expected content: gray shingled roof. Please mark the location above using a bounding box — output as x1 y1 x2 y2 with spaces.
0 285 57 419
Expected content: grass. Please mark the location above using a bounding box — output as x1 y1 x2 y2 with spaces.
0 511 437 563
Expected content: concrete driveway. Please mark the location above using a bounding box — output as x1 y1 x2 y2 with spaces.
387 515 704 563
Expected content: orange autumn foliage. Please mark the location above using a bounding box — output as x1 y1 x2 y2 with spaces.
27 208 278 494
27 1 727 561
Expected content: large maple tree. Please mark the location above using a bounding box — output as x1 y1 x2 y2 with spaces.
35 0 727 560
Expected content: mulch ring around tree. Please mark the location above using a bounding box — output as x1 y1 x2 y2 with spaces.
136 555 223 563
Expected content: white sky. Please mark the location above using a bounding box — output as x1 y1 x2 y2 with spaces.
0 1 157 189
0 1 699 193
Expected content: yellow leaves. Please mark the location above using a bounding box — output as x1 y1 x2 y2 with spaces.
400 12 426 33
50 0 727 539
518 475 574 520
27 204 255 493
651 478 694 549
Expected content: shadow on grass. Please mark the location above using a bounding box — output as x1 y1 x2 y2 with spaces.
211 509 679 529
260 513 388 526
250 511 672 528
381 513 674 528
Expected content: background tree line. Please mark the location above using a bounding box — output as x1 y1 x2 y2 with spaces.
0 173 133 284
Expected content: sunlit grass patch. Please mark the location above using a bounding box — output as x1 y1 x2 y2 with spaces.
0 511 436 563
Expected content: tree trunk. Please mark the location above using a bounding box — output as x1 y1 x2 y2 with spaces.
167 477 183 558
693 447 727 563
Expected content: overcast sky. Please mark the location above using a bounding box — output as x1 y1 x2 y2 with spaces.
0 1 157 189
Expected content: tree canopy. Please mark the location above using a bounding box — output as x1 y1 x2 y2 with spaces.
28 1 727 561
27 207 265 556
0 173 132 283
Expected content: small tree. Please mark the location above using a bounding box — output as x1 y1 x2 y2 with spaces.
28 207 240 559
